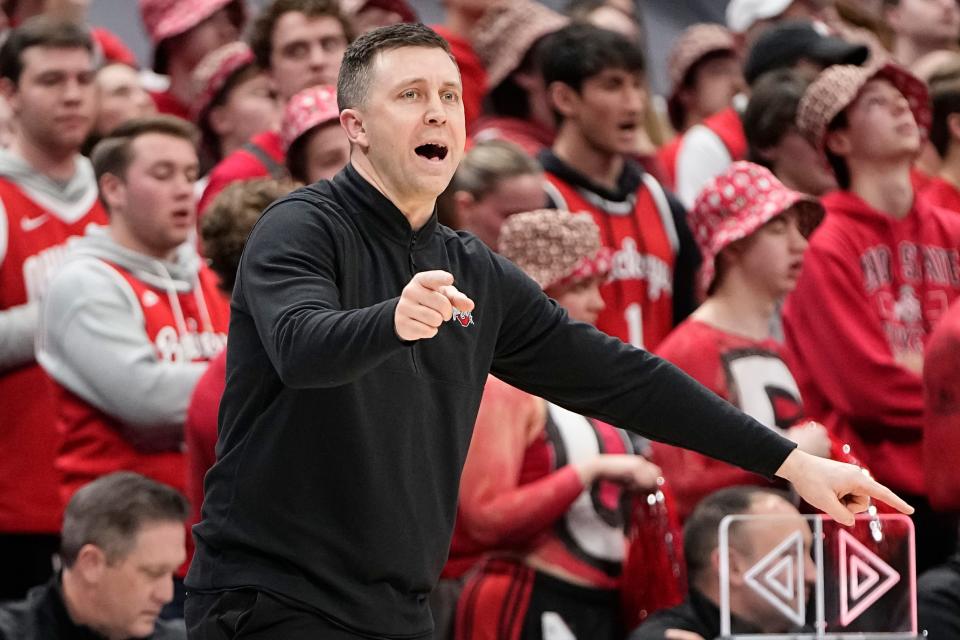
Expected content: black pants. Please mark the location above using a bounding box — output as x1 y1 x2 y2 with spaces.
906 494 959 576
0 533 58 602
185 589 390 639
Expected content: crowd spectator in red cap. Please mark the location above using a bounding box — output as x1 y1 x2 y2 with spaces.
281 84 348 184
786 60 960 572
658 23 744 191
437 139 546 248
744 69 839 196
453 208 668 640
341 0 417 36
198 0 350 214
883 0 960 69
191 41 279 174
431 0 493 132
674 19 870 209
652 161 831 521
469 0 569 157
919 59 960 211
539 24 700 351
83 61 156 155
139 0 246 120
0 15 106 601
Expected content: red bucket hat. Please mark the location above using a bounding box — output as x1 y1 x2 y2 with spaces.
141 0 246 71
281 85 341 153
191 41 256 124
796 61 931 155
689 161 825 294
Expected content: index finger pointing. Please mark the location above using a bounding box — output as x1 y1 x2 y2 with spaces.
414 270 455 290
439 285 475 313
862 478 914 515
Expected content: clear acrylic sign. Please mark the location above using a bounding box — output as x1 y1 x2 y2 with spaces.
718 513 916 639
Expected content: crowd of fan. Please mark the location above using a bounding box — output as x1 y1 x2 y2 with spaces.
0 0 958 638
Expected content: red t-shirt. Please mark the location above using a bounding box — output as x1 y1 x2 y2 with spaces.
185 349 226 526
653 318 802 520
198 130 286 215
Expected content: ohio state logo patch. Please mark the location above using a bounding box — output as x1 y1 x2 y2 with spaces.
451 307 474 327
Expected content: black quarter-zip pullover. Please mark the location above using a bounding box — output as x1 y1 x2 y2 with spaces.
186 164 795 638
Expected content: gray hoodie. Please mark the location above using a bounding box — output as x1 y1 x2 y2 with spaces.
37 226 219 452
0 149 100 371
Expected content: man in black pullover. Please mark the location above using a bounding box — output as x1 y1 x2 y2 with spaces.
184 23 912 640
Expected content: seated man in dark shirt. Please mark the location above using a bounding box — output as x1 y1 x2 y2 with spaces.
631 486 813 640
918 552 960 639
0 472 189 640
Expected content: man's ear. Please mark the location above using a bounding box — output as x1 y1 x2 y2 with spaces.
0 77 18 113
547 81 579 120
453 189 475 220
340 108 368 150
99 172 125 212
72 544 108 583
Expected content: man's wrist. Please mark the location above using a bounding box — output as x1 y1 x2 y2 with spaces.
775 448 805 482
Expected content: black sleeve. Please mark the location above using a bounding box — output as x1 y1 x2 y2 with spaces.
489 253 795 479
668 191 701 326
918 563 960 639
236 198 407 389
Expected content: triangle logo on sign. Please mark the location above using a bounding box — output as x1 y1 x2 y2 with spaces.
744 530 806 627
839 530 901 626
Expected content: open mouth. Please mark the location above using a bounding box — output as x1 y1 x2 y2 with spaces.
617 121 637 132
415 143 448 161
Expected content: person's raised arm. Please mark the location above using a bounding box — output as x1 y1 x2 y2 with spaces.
488 254 912 524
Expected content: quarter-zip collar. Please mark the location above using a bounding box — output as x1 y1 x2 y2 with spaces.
333 163 439 250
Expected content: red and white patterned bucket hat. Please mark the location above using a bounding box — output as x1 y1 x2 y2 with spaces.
796 61 931 154
690 161 825 294
498 209 612 292
281 85 341 152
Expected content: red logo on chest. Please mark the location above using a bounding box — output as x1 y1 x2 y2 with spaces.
452 308 474 327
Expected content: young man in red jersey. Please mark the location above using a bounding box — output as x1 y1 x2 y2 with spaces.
787 61 960 572
0 16 106 600
539 23 699 350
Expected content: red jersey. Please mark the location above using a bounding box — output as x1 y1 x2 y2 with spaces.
198 130 286 215
784 190 960 495
543 161 678 350
920 176 960 214
652 319 803 520
0 178 106 533
923 298 960 510
54 260 229 504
